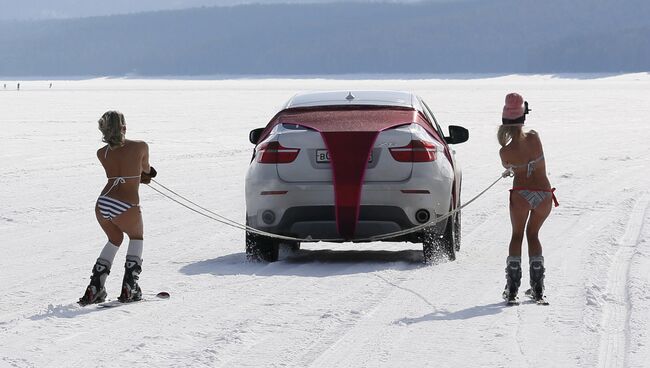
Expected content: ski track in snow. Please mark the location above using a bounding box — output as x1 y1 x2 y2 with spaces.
627 203 650 368
597 195 649 368
1 76 650 367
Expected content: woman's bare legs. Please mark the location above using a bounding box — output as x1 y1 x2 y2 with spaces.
94 205 144 302
81 206 142 305
111 206 143 240
526 196 552 257
509 192 552 256
508 192 531 256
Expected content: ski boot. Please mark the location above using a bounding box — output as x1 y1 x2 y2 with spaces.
118 256 143 302
502 256 522 304
79 258 111 306
527 256 547 304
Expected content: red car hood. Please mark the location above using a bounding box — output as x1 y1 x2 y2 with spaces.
260 107 446 239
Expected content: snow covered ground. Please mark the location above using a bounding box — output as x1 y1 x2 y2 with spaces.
1 74 649 367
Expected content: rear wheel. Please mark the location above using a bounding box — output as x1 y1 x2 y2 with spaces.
422 208 457 263
246 231 279 262
454 210 461 252
422 227 438 264
245 216 280 262
288 241 301 252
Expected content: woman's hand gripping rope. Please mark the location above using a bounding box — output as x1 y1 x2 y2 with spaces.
140 166 158 184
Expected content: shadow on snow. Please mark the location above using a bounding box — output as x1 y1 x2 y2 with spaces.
180 248 427 277
394 302 508 324
28 303 106 320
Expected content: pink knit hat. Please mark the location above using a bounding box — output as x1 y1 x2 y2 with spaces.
502 93 525 124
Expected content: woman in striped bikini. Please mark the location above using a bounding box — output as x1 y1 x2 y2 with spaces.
498 93 558 303
79 111 157 305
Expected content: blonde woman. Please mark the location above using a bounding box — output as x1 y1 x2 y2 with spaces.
498 93 557 304
79 111 157 305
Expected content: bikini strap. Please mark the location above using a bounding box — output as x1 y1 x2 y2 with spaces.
526 154 545 178
102 175 141 196
505 156 539 169
107 175 140 179
550 187 559 207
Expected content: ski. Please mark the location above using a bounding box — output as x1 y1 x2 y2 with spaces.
502 291 520 306
505 298 520 306
94 291 170 308
524 289 549 305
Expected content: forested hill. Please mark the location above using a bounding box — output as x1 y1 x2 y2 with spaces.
0 0 648 76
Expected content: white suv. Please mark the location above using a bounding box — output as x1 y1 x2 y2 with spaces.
245 90 468 262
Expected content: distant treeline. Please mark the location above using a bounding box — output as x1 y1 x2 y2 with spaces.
0 0 648 76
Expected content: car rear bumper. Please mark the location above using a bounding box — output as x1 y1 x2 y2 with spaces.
246 204 447 243
245 164 453 242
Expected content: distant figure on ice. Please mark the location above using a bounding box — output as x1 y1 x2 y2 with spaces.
49 83 52 88
17 83 20 90
79 111 157 305
498 93 558 304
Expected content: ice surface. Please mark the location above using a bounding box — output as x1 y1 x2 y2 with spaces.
1 74 649 367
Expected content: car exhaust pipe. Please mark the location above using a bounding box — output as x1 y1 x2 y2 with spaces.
415 209 430 224
262 210 276 225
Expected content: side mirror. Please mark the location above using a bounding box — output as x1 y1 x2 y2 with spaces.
445 125 469 145
249 128 265 144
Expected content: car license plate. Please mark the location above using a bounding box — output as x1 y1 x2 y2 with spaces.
316 149 372 163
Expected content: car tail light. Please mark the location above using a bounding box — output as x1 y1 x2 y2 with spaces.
389 140 437 162
256 141 300 164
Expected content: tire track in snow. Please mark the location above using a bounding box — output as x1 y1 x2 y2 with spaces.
301 273 414 368
294 194 525 368
450 165 645 367
293 208 509 367
597 194 649 368
221 198 508 368
502 160 650 367
512 171 635 367
213 260 414 368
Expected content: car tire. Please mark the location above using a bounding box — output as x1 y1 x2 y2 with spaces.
277 240 300 254
288 241 301 252
245 216 280 262
246 231 279 262
439 213 457 261
422 228 438 264
454 210 461 252
422 207 457 263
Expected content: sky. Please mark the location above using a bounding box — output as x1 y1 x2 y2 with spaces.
0 0 464 20
1 0 647 76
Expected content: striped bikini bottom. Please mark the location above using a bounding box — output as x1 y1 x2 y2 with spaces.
510 187 559 209
97 195 138 220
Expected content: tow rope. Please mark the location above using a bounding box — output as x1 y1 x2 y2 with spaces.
147 169 510 243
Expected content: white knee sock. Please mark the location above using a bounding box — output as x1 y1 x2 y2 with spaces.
98 241 120 267
126 239 143 265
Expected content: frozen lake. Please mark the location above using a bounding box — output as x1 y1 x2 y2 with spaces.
1 74 650 367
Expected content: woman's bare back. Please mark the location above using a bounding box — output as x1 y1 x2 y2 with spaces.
97 139 150 204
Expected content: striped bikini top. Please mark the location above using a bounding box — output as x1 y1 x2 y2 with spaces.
505 154 544 178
